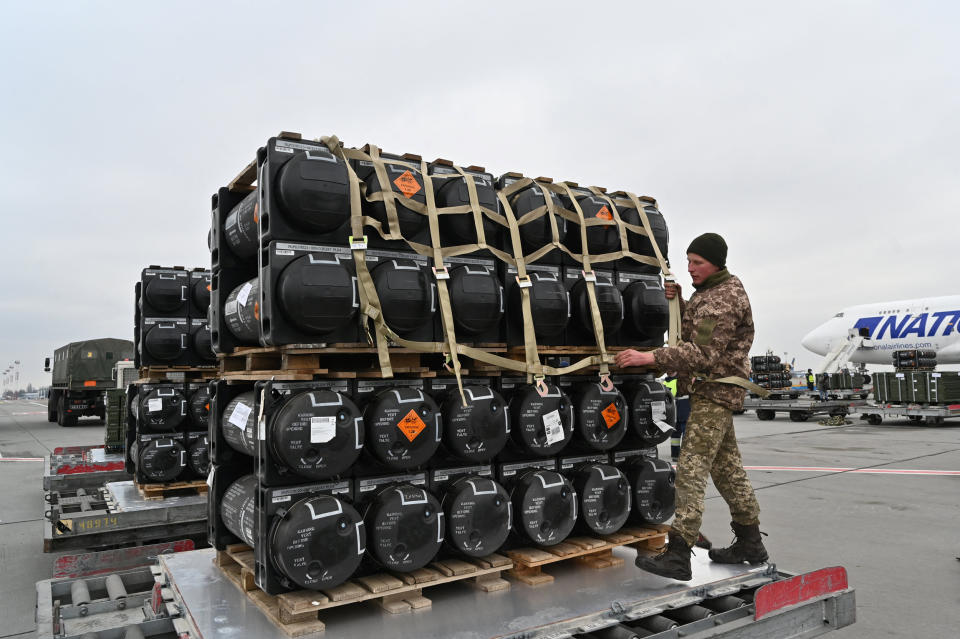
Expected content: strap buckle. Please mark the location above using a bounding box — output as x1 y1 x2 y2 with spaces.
432 266 450 280
515 274 533 288
348 235 368 250
581 270 597 282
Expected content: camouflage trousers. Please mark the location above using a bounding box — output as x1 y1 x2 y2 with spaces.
671 395 760 547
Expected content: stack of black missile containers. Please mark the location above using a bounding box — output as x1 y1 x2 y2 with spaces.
207 133 678 596
127 267 215 485
750 355 792 392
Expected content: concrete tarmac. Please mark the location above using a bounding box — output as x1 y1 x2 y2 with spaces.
1 397 958 638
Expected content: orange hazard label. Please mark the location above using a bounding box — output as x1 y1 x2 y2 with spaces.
393 170 422 198
601 403 621 428
397 409 427 442
596 205 613 221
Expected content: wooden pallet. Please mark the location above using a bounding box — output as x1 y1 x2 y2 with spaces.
504 524 669 586
214 544 512 636
136 479 209 501
217 345 441 380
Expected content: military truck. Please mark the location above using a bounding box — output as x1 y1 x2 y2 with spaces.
45 338 134 426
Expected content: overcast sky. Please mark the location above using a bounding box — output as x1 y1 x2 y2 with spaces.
1 1 957 389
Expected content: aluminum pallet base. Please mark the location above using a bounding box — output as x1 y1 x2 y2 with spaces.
158 547 854 639
44 480 207 552
858 401 960 425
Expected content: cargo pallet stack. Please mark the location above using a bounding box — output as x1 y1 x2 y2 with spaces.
749 355 796 399
204 131 683 633
873 350 960 405
860 350 960 425
126 266 217 500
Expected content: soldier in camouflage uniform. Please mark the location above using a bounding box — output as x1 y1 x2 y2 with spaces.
615 233 768 581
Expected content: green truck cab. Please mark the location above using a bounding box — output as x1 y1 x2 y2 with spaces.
45 338 134 426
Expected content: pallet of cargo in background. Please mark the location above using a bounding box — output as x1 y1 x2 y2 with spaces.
504 524 668 586
214 543 512 637
137 365 218 383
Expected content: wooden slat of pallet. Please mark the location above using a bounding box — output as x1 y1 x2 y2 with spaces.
137 480 209 500
214 550 512 633
504 526 668 586
219 371 323 381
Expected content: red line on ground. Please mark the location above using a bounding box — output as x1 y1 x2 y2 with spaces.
744 465 960 476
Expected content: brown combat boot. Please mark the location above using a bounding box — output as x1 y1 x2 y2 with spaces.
708 521 769 565
635 532 692 581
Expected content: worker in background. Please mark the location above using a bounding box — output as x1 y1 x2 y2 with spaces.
664 373 690 462
818 373 830 401
615 232 768 581
806 368 815 391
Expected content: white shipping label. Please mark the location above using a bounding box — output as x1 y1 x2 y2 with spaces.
236 283 253 306
148 398 163 413
651 400 672 432
932 373 941 378
542 410 565 446
311 416 337 443
228 402 252 428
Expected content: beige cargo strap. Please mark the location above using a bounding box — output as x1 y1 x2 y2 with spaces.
365 145 404 241
322 136 394 377
555 182 612 379
419 159 467 405
695 374 770 398
321 134 614 383
496 183 544 383
622 191 682 348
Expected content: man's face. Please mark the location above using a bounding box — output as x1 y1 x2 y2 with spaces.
687 252 720 285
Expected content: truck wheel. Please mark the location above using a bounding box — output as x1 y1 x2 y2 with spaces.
756 409 775 421
789 411 810 422
867 415 883 425
47 393 58 422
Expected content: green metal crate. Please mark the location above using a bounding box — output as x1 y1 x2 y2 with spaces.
104 389 127 453
908 371 930 403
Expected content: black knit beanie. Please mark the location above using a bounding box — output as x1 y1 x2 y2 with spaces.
686 233 727 268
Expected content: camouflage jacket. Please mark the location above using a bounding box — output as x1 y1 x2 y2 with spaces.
652 269 754 411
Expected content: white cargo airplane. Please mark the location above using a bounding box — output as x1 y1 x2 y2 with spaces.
801 295 960 369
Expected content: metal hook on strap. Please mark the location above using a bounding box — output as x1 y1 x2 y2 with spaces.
534 375 549 397
598 372 614 392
